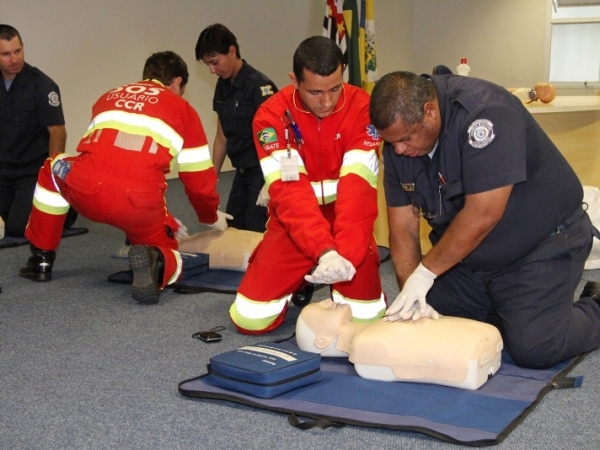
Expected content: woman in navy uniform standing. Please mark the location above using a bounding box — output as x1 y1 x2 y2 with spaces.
195 24 278 232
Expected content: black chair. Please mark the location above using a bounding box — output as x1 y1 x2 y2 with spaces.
432 65 453 75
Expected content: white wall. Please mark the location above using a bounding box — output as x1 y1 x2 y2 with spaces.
0 0 409 165
0 1 315 159
412 0 550 88
2 0 558 164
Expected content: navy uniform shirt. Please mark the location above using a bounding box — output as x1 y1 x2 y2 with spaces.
213 60 277 169
384 75 582 271
0 62 65 177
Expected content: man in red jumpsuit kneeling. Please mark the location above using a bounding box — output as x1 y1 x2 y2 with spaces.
19 51 230 304
229 37 386 334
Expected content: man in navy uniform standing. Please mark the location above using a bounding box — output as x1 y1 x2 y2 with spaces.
0 24 75 237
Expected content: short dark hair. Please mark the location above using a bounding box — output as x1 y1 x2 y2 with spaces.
195 23 240 60
293 36 344 82
369 71 437 130
142 51 189 88
0 24 22 44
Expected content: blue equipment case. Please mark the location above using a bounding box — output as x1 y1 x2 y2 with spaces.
208 342 322 399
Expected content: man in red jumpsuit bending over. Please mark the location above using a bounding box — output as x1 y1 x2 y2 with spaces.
19 51 230 304
229 36 386 334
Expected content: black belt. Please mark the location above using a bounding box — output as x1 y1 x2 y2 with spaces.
552 205 586 235
236 166 261 174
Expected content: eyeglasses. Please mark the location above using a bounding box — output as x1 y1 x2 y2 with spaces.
412 185 442 220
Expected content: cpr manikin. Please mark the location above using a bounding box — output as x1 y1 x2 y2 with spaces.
296 299 503 390
178 228 263 271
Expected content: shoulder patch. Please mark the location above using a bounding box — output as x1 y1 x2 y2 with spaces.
260 85 274 96
48 91 61 107
257 127 277 145
467 119 495 148
367 124 380 140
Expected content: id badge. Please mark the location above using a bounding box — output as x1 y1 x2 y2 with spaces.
281 155 299 181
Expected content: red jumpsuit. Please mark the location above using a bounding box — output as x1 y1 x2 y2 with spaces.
25 79 219 288
229 84 386 334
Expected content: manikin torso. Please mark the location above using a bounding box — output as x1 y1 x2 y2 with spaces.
296 299 503 390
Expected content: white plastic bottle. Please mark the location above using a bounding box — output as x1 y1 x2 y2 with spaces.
0 216 4 239
456 58 470 76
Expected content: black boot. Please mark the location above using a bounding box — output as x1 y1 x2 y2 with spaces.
19 244 56 282
291 282 315 307
128 245 165 304
580 281 600 306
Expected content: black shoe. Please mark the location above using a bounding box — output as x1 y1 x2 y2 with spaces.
580 281 600 305
63 207 78 229
291 282 315 307
19 245 55 282
128 245 164 304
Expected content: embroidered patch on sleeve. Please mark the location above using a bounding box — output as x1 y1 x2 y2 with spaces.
48 91 61 107
367 124 380 140
467 119 495 148
257 127 278 145
260 85 274 96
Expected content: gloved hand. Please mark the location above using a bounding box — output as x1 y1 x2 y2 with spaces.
256 185 270 207
174 217 189 240
208 210 233 232
385 263 438 321
385 301 439 322
304 250 356 284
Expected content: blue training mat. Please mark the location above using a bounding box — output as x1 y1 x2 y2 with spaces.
0 227 89 249
178 339 585 446
107 246 390 294
107 268 244 294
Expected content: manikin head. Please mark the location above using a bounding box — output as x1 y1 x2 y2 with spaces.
296 299 353 356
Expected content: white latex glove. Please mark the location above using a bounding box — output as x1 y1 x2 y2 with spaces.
208 210 233 232
385 301 439 322
256 184 270 207
385 263 438 321
304 250 356 284
174 217 189 240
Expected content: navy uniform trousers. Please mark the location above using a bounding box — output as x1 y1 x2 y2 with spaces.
427 212 600 369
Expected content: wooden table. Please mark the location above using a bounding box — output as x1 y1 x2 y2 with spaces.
526 96 600 187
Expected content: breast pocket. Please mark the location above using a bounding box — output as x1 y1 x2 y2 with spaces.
226 103 255 137
440 179 465 220
13 99 36 127
413 171 437 217
441 179 464 201
232 103 254 119
16 99 35 112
